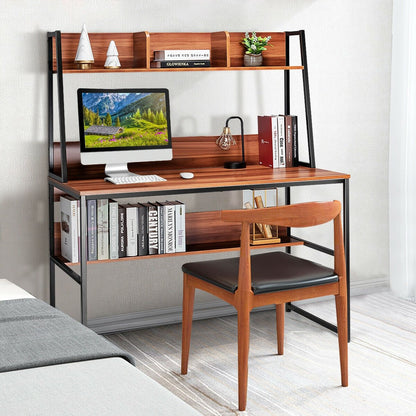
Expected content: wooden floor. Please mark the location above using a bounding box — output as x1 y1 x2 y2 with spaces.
106 291 416 415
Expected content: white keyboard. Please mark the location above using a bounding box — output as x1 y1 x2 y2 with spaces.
105 174 167 185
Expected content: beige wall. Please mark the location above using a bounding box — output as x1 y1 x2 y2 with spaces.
0 0 392 322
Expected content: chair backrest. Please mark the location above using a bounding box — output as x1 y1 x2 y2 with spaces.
221 200 341 228
221 201 345 293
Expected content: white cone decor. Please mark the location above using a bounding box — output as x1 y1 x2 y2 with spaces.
104 40 121 69
74 24 94 69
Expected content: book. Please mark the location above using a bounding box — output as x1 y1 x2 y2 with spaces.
118 204 127 258
284 115 293 167
109 199 119 260
150 60 210 68
292 115 298 166
137 203 149 256
76 199 80 260
97 199 109 260
154 49 210 61
153 202 165 254
143 202 159 255
125 204 138 257
171 201 186 253
161 202 175 254
257 115 279 168
60 195 79 263
87 199 97 261
277 115 286 167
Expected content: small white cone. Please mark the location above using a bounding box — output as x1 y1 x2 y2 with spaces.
104 40 121 68
74 24 94 69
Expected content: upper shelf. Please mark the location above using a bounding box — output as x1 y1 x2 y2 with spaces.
51 31 304 73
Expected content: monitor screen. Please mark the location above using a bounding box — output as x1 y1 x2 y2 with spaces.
77 88 173 175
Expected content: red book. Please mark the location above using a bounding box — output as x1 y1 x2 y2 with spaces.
257 115 279 168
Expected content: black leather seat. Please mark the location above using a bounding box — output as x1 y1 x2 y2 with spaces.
182 251 337 294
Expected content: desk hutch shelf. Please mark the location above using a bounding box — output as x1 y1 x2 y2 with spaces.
47 29 350 338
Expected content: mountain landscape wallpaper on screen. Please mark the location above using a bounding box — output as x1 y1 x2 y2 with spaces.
81 92 169 148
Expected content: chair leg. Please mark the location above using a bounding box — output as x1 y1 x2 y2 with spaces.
237 304 250 411
335 291 348 387
181 273 195 375
276 303 285 355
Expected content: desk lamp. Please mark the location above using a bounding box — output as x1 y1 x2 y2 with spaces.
216 116 246 169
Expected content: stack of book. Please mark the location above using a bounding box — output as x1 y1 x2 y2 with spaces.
60 197 186 262
257 114 298 168
150 49 211 68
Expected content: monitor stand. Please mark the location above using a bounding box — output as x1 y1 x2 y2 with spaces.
105 163 139 178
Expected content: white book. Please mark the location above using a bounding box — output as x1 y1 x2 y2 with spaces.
277 115 286 167
125 205 138 257
60 195 78 263
154 49 210 61
163 202 176 254
173 201 186 253
87 199 97 261
109 200 119 260
97 199 109 260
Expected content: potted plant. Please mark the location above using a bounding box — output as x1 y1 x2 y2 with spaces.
241 32 272 67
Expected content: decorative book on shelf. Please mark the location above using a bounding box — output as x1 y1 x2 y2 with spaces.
60 198 186 262
153 49 211 61
257 114 299 168
150 60 210 68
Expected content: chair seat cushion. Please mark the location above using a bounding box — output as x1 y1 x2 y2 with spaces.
182 252 338 294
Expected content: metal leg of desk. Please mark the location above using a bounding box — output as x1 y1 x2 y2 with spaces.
285 179 351 342
50 259 56 307
80 195 88 325
344 178 351 341
48 183 56 307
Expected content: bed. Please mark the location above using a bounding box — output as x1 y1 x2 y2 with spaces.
0 279 201 416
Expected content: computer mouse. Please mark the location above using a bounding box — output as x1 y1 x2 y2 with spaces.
180 172 194 179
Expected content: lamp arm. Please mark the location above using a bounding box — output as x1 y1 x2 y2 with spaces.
226 116 245 162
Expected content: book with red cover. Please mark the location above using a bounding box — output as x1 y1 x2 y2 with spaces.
257 115 279 168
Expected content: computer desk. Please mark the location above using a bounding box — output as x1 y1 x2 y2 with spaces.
48 137 350 339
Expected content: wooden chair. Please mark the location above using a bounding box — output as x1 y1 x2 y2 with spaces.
181 201 348 411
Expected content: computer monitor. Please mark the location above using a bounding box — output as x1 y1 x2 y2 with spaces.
77 88 173 178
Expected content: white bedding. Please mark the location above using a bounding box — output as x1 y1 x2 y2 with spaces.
0 280 201 416
0 279 34 300
0 357 200 416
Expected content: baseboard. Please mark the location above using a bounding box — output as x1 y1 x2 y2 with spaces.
89 278 390 334
89 300 242 334
349 277 389 296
